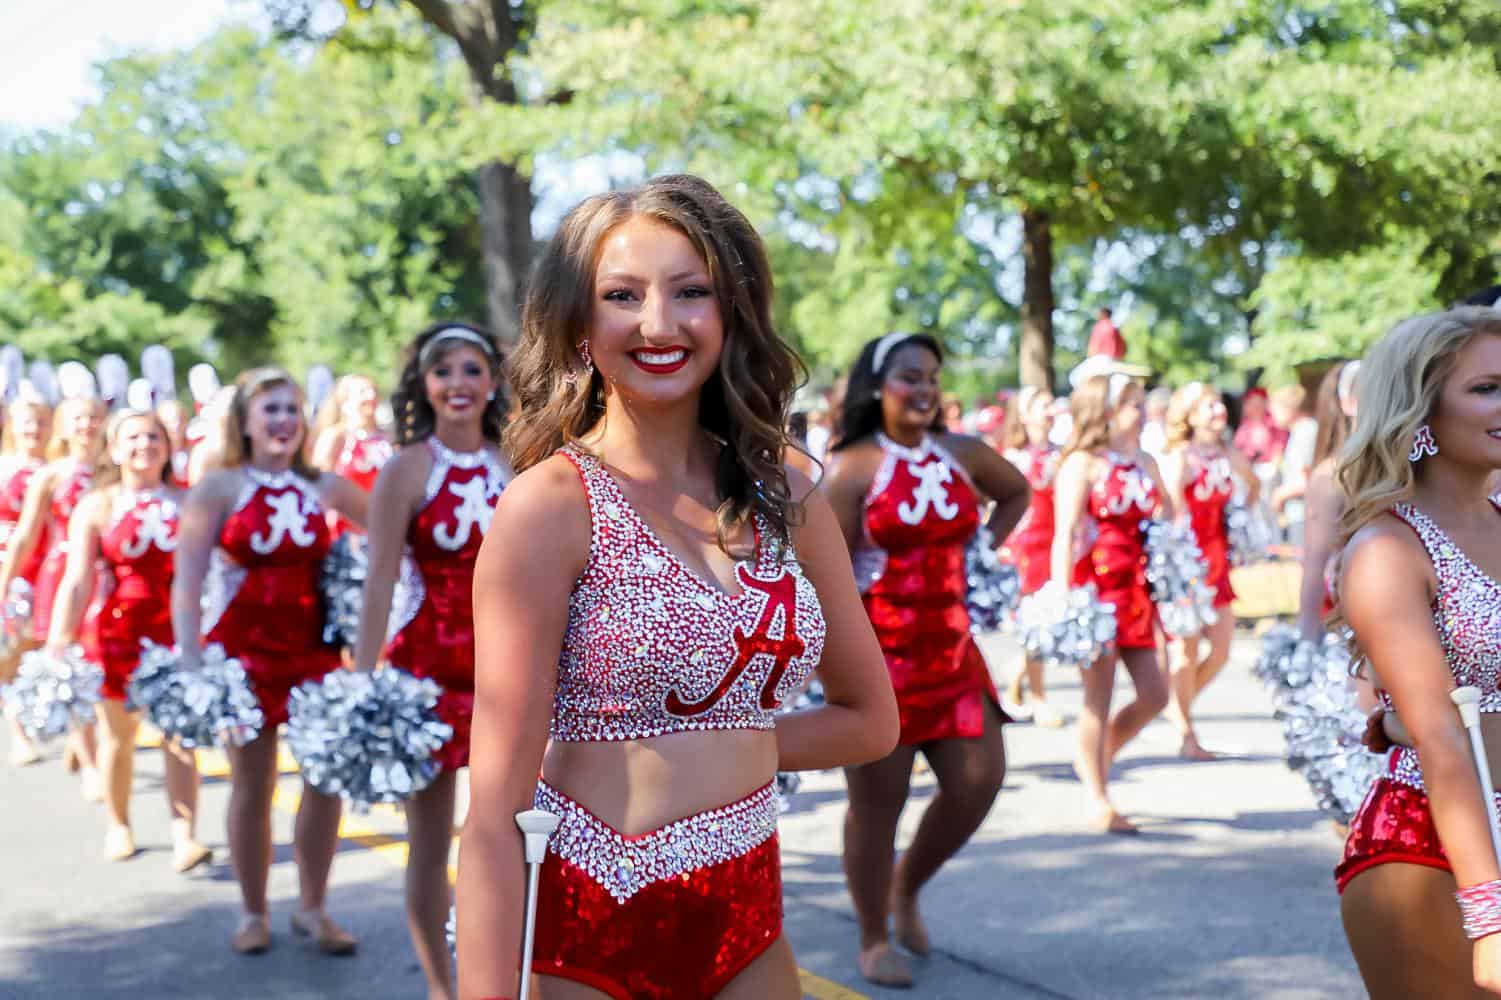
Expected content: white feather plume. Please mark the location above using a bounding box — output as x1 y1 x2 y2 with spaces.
96 354 130 404
27 362 57 404
187 364 220 407
56 361 98 400
0 346 24 399
306 365 334 417
126 378 155 412
140 346 176 399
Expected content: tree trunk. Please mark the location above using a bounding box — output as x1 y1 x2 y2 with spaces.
476 160 533 344
1019 208 1056 389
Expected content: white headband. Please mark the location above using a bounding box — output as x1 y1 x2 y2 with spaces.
1107 372 1133 406
1337 360 1360 406
420 327 497 369
871 333 917 376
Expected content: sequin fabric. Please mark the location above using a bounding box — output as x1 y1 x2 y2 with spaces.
31 461 93 640
88 490 179 701
0 458 45 586
535 779 778 903
1381 503 1501 795
860 434 1001 745
1338 502 1501 891
1183 447 1236 607
386 438 511 770
1072 451 1160 649
550 446 825 742
205 469 338 726
1002 444 1059 596
531 784 783 1000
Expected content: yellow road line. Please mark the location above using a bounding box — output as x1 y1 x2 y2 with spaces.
800 970 871 1000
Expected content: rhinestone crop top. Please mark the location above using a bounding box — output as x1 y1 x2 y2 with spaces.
550 445 827 742
1385 503 1501 792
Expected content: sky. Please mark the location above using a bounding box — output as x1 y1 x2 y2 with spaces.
0 0 241 129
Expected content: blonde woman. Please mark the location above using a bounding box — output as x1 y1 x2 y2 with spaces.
45 410 209 869
172 368 368 954
1000 386 1064 727
310 374 391 539
0 396 51 766
1334 308 1501 997
1157 383 1257 760
0 396 107 788
1052 374 1172 833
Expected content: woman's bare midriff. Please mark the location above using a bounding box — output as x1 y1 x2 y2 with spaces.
541 727 780 835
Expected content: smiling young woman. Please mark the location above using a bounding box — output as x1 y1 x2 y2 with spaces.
819 332 1030 988
457 174 898 1000
1334 308 1501 998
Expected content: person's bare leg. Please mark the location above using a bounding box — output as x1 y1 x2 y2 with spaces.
291 782 357 953
842 745 918 985
891 702 1006 956
163 738 210 871
1165 634 1213 760
1341 863 1487 999
225 727 278 951
405 770 457 999
1074 652 1130 830
1106 646 1170 762
94 700 138 858
717 935 802 999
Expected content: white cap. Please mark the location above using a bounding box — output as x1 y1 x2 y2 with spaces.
1067 354 1150 390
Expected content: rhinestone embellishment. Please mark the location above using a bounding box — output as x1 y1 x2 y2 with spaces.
536 780 779 903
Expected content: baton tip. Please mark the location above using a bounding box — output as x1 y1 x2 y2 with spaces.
1452 686 1483 707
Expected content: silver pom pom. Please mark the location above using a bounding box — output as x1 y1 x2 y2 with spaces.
965 526 1020 634
446 905 457 957
1225 497 1272 567
1016 583 1117 669
0 645 104 741
127 642 265 749
320 533 368 648
285 667 453 810
0 578 33 659
1253 626 1382 824
1142 519 1218 638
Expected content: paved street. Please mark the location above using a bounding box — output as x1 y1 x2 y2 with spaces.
1 634 1362 999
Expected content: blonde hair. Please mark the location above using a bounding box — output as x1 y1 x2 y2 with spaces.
1336 307 1501 548
1064 375 1112 456
1163 382 1214 450
0 399 51 457
45 397 106 462
91 409 175 491
1002 386 1044 450
223 367 321 479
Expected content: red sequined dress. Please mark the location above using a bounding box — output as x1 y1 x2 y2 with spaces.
85 490 178 700
1071 451 1160 650
384 438 510 771
0 456 46 589
855 433 1000 745
1182 447 1236 608
528 445 827 1000
31 461 94 642
203 469 338 726
1337 502 1501 892
1002 444 1058 596
329 430 391 538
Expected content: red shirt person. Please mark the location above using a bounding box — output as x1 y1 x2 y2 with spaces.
1232 387 1288 466
1087 308 1126 360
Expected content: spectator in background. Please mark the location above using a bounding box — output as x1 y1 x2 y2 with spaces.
1087 307 1126 359
1272 384 1317 548
974 401 1008 451
943 395 965 433
1232 387 1287 466
1138 386 1172 463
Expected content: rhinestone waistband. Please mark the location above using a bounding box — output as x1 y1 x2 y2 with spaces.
534 779 779 904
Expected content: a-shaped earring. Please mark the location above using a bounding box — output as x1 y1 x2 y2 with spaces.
1409 424 1438 463
566 340 594 385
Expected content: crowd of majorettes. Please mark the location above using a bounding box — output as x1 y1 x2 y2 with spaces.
3 174 1500 999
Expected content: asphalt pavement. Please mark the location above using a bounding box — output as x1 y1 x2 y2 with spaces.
0 633 1363 999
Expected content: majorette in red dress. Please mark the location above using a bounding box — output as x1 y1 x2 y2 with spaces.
385 439 510 771
31 461 94 642
1072 452 1160 650
0 456 46 589
328 430 392 539
1003 444 1059 596
1181 447 1236 608
85 490 178 700
856 433 1001 745
203 469 338 726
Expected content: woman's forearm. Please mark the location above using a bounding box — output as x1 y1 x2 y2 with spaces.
776 698 897 771
455 820 528 1000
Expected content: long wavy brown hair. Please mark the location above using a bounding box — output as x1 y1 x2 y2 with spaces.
1312 361 1356 467
221 367 321 479
505 174 805 554
1063 375 1113 457
390 322 507 446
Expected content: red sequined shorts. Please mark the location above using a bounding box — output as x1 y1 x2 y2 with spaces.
1337 775 1451 893
530 779 783 999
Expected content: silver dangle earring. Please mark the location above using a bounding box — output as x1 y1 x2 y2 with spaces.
566 340 594 385
1409 424 1438 463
